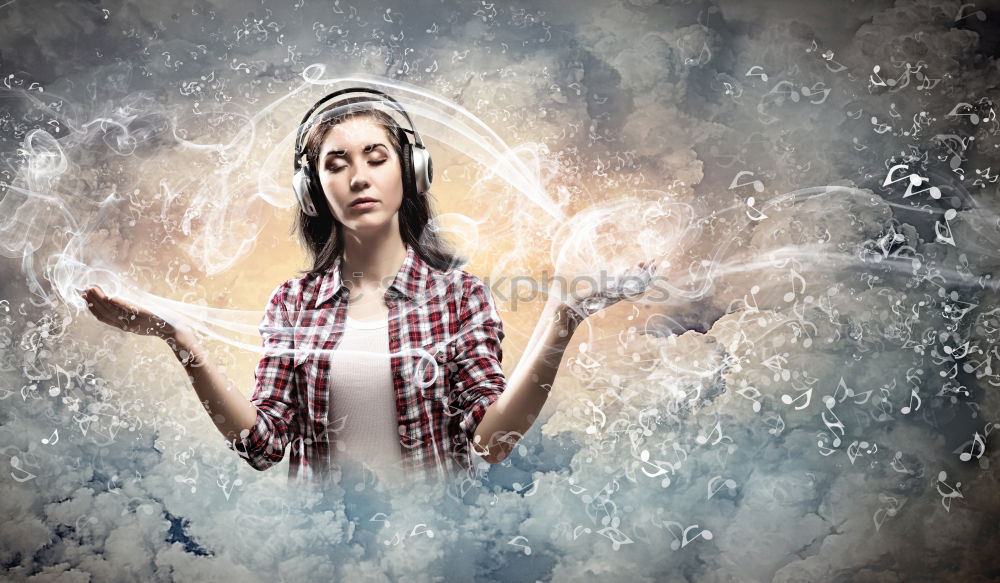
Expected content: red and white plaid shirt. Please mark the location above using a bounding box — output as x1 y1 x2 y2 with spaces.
226 244 507 484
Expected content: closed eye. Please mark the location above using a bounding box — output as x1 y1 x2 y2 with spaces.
326 159 387 173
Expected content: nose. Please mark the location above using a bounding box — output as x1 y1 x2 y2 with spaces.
349 166 370 191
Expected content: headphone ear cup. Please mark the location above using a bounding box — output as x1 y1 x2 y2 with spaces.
411 145 432 195
293 167 319 216
399 143 417 199
304 162 326 215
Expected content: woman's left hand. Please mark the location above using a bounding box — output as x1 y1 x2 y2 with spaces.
559 261 658 324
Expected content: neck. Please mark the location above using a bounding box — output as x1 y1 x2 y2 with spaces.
340 225 408 290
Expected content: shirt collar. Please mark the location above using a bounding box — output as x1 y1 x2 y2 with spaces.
314 243 430 306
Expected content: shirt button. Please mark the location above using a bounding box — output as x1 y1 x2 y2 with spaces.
398 424 407 435
389 334 399 342
435 351 446 363
393 371 402 380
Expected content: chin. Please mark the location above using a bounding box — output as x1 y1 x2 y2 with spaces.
344 215 393 231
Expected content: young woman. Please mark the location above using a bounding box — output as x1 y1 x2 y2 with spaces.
81 90 662 485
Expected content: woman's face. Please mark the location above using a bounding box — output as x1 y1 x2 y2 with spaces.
316 116 404 234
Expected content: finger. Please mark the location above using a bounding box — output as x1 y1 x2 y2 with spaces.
86 294 124 329
88 292 133 330
95 290 136 320
99 293 152 333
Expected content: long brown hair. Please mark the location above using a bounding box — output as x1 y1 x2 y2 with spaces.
291 96 466 277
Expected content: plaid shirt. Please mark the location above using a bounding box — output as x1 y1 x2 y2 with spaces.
225 244 507 484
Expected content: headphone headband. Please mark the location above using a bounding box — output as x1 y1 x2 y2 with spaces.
293 87 424 170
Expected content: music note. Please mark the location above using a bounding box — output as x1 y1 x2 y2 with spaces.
635 450 675 488
684 42 712 66
216 473 244 501
742 285 761 313
512 479 541 496
736 383 762 412
354 462 378 492
370 512 390 528
10 456 37 482
781 387 812 411
873 494 903 532
706 476 738 500
955 3 987 22
765 413 785 436
584 398 607 434
507 535 531 555
882 164 942 199
695 422 728 446
745 65 768 82
944 341 973 359
48 364 72 397
596 526 634 551
917 74 941 90
870 115 893 134
958 432 986 462
410 523 434 538
731 170 765 192
935 208 958 246
846 440 875 465
946 101 980 125
666 443 688 469
901 388 921 414
869 64 888 89
825 60 847 73
820 398 846 448
935 471 964 512
573 525 592 540
670 525 713 550
783 269 806 302
173 463 199 494
41 429 59 445
73 413 96 437
384 532 404 546
890 451 912 474
746 196 769 221
800 82 830 104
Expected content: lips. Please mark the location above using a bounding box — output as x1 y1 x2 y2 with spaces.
350 197 379 207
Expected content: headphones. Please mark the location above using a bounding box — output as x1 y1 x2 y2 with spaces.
292 87 433 217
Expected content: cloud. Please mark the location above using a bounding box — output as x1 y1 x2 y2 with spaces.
2 0 999 581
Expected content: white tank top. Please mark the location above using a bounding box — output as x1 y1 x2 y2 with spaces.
327 314 405 480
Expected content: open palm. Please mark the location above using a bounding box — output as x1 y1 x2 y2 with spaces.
560 261 725 335
562 261 659 322
81 287 189 340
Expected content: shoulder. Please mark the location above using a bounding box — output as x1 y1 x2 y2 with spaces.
264 272 320 315
426 265 492 302
433 268 502 325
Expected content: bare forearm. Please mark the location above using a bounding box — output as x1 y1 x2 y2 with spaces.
166 332 258 442
474 303 580 463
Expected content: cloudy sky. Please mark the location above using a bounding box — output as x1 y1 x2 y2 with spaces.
2 0 999 581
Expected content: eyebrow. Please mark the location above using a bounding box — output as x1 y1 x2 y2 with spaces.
323 143 388 160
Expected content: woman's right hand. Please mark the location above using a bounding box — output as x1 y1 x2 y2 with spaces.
81 287 192 342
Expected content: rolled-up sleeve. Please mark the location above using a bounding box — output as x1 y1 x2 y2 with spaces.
225 281 300 471
447 277 507 453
